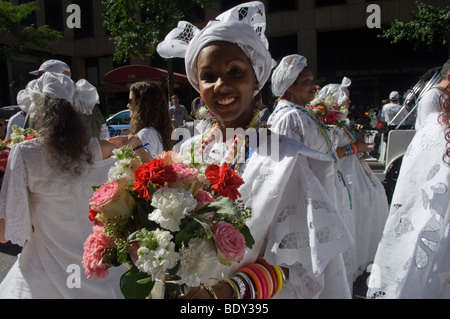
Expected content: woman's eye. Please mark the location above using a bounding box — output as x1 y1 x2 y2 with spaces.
200 72 216 83
229 67 243 76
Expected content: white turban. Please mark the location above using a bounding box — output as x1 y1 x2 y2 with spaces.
318 77 352 106
17 72 99 116
157 1 273 96
271 54 308 97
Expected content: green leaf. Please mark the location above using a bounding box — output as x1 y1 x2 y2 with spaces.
198 197 242 220
120 266 155 299
239 224 255 249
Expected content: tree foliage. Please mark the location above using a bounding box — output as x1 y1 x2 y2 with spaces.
0 0 63 58
102 0 212 63
379 1 450 49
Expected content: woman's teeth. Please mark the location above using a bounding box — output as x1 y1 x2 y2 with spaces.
217 97 235 105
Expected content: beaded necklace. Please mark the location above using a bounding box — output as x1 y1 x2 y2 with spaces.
197 109 261 169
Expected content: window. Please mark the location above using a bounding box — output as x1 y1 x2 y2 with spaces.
19 0 36 27
316 0 345 7
73 0 94 38
267 0 296 12
44 0 63 31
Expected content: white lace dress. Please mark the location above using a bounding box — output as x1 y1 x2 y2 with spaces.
0 138 125 299
268 99 355 285
367 113 450 298
176 131 353 298
332 126 389 280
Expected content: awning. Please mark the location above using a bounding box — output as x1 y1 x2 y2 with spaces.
102 64 189 87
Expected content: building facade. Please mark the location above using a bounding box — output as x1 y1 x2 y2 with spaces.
0 0 448 116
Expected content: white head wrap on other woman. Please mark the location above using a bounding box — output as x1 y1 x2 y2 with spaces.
157 1 273 96
318 77 351 106
271 54 308 97
17 72 99 116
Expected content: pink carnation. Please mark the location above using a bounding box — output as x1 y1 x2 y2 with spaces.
172 163 199 184
195 189 215 210
82 225 115 280
212 221 246 265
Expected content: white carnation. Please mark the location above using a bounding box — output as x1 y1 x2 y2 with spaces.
149 188 197 232
177 238 218 287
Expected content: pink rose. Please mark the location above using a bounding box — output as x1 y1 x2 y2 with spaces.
156 151 183 165
212 221 246 265
82 225 115 280
89 180 136 224
195 189 215 210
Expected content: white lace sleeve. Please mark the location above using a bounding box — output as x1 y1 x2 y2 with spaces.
263 153 353 298
0 144 31 246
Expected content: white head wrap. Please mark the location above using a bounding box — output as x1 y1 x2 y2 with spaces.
16 72 99 116
271 54 308 97
157 1 273 96
318 77 352 106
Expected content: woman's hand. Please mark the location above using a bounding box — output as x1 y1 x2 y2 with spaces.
107 135 153 163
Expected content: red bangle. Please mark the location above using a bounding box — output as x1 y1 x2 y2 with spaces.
257 258 278 297
239 267 263 299
252 263 273 299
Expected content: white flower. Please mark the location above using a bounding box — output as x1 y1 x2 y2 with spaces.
177 238 218 287
135 229 179 280
149 188 197 232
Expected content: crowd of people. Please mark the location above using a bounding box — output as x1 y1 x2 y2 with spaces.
0 1 449 299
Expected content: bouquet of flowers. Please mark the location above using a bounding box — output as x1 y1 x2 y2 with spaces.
0 125 37 186
352 109 385 132
82 146 254 299
308 94 349 128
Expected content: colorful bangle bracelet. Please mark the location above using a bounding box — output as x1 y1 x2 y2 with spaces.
272 265 284 295
234 272 255 299
246 264 267 299
257 258 278 297
239 266 263 299
200 281 217 299
252 263 273 299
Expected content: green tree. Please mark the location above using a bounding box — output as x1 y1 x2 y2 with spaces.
379 1 450 50
0 0 63 58
102 0 212 63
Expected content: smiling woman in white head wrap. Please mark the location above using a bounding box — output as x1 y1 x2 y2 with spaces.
158 1 353 300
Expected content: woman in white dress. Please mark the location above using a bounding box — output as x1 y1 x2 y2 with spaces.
158 1 353 299
268 54 357 286
0 72 147 298
318 79 389 282
367 91 450 299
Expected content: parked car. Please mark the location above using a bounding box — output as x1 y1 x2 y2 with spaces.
368 66 442 203
106 109 130 137
0 105 21 119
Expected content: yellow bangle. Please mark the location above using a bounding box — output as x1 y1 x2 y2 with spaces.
200 281 218 299
272 265 284 295
221 278 241 299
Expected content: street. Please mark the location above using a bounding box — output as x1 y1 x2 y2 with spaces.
0 242 20 283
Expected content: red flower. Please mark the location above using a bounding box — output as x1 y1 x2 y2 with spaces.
133 159 177 200
205 164 244 201
324 111 338 125
0 149 9 172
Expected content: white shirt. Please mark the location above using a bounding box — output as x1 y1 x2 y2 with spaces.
415 87 444 131
136 126 164 158
381 102 410 125
6 111 26 139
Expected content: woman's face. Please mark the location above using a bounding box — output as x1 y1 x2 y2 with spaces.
287 68 316 106
196 41 258 130
128 90 135 118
